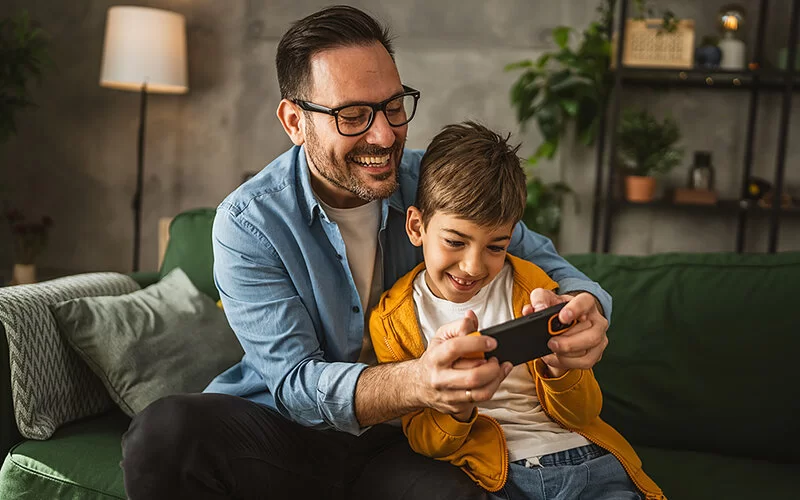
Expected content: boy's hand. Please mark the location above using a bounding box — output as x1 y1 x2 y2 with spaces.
521 288 609 378
416 311 512 418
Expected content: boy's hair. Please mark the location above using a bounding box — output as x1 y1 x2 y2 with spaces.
416 122 527 228
276 6 395 100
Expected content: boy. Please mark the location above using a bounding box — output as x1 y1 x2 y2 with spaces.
369 122 664 499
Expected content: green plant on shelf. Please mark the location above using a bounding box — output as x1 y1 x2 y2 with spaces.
617 108 683 176
505 0 681 166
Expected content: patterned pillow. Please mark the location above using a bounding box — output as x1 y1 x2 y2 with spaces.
0 273 140 440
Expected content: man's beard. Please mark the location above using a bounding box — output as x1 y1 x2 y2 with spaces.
305 119 403 202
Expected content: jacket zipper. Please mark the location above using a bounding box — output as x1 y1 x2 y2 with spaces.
475 413 509 492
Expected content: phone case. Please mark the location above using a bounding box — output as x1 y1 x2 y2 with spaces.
478 302 575 366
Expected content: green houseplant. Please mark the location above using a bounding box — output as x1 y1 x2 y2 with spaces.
522 175 576 246
0 11 50 147
505 17 611 165
617 108 683 202
505 0 680 166
1 11 51 282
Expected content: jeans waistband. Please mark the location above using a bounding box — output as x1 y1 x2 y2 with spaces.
513 443 608 468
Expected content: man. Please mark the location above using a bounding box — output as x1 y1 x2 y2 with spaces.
121 6 611 499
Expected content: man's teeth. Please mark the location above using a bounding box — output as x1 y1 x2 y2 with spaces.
450 275 476 286
353 155 390 165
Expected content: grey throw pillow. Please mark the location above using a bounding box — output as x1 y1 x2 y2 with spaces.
50 268 244 417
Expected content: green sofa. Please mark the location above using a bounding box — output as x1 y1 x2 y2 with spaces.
1 208 798 499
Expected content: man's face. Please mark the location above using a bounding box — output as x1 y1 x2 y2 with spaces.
409 210 514 303
302 42 407 208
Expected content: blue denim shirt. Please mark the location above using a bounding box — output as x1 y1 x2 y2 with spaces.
205 145 611 435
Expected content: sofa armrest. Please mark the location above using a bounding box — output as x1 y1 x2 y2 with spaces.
0 320 22 458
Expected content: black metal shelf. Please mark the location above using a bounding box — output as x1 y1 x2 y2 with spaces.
591 0 800 254
617 67 800 90
612 199 800 216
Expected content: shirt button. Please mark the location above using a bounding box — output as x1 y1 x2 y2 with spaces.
337 254 343 260
352 306 360 313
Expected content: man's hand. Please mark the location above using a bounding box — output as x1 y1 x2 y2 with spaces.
521 288 609 378
415 311 512 419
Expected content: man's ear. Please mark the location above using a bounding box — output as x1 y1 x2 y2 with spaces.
277 99 305 146
406 206 424 247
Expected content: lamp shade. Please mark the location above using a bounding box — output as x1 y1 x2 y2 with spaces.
100 6 188 94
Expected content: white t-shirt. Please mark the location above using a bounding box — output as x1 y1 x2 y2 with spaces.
318 198 383 365
412 262 591 461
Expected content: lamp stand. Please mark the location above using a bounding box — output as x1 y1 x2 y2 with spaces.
132 83 148 272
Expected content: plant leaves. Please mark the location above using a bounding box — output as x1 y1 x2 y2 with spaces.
553 26 571 49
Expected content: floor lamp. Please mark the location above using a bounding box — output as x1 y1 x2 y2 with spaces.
99 6 188 271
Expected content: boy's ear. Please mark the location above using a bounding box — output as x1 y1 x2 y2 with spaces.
277 99 305 146
406 206 424 247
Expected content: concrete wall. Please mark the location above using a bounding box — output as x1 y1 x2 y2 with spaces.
1 0 798 276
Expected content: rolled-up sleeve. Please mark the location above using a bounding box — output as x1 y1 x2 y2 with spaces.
212 206 366 434
507 222 612 324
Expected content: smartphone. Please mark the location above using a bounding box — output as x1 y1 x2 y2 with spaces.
478 303 575 366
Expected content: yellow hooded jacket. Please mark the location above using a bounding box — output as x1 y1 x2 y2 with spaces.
368 255 664 499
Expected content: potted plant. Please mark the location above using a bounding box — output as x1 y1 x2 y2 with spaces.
617 108 683 202
522 174 576 247
0 11 50 280
5 209 53 284
505 13 611 165
505 0 680 165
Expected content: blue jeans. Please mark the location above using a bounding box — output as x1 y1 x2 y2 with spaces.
491 444 641 500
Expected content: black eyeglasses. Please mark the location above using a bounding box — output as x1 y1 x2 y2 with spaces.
292 85 421 137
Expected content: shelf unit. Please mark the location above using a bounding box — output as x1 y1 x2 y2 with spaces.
590 0 800 253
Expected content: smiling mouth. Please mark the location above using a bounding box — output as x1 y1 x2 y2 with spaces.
447 273 481 290
351 154 391 167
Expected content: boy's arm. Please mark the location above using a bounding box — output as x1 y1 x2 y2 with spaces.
368 307 479 457
532 360 603 428
507 223 612 324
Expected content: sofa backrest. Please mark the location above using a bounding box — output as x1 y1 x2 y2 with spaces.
565 251 800 464
159 208 218 301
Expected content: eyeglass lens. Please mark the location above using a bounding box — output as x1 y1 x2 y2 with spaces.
337 94 417 135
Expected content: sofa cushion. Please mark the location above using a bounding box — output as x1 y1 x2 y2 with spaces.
0 273 139 440
51 268 244 417
565 252 800 463
634 445 798 499
159 208 218 300
0 411 129 499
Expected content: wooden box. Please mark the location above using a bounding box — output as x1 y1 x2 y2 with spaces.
612 19 695 69
673 188 718 205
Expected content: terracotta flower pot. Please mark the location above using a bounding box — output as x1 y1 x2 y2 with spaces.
625 175 656 203
11 263 37 285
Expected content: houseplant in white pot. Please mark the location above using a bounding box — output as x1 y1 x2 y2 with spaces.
617 108 683 203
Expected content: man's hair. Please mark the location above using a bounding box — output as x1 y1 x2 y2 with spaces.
276 5 394 100
416 122 526 228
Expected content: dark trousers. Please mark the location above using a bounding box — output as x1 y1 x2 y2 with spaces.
121 393 488 500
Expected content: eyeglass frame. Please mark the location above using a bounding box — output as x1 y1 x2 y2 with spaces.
291 85 421 137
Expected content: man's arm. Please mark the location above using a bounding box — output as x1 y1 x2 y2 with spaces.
357 312 509 427
213 207 368 434
507 223 612 323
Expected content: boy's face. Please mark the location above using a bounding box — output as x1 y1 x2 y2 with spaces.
406 207 514 303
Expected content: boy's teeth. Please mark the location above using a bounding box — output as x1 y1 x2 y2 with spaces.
451 275 475 286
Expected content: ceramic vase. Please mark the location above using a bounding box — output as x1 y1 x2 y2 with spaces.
11 263 37 285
